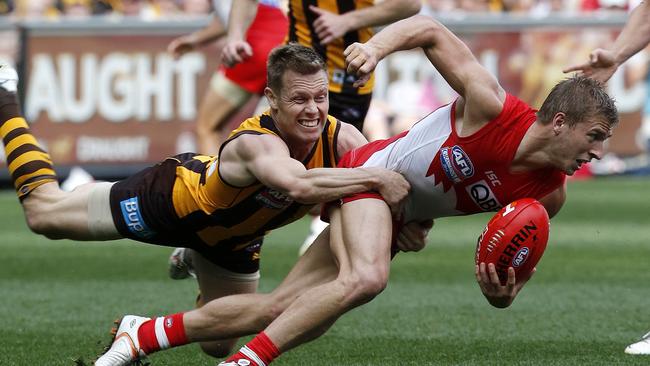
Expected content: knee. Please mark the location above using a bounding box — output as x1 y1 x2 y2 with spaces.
199 341 236 358
23 208 60 239
341 268 389 306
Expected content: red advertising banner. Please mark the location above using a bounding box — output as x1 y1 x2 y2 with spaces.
23 31 220 167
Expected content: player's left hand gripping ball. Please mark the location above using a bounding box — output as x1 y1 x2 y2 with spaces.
475 198 550 285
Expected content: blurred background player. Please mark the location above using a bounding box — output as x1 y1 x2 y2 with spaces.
224 0 421 253
564 1 650 354
216 15 619 366
167 0 287 156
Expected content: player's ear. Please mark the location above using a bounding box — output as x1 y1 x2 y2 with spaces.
264 87 278 110
552 112 566 135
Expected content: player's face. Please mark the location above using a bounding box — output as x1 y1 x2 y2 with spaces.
556 116 612 175
270 70 329 146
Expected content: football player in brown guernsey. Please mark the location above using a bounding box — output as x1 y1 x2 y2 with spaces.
0 45 432 364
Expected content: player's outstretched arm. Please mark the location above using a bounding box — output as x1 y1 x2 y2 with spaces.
222 0 259 67
167 16 227 59
345 15 504 124
219 133 410 212
308 0 420 45
563 1 650 82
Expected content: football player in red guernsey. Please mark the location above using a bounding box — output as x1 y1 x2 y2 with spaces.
94 16 618 366
214 15 617 366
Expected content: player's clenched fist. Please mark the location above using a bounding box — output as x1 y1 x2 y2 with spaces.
344 42 381 88
367 167 410 217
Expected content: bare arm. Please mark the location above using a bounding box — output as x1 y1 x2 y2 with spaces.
610 1 650 64
345 15 505 128
222 0 259 67
335 121 368 158
167 16 226 58
564 1 650 82
219 133 410 209
538 185 566 219
309 0 421 45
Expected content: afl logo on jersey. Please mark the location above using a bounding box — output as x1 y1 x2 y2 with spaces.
256 188 293 209
440 146 474 183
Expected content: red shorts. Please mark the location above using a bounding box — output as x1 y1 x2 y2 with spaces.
222 4 288 94
328 131 408 207
321 137 409 255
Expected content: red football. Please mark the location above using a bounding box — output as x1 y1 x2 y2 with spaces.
475 198 550 285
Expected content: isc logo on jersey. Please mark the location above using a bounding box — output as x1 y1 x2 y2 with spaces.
440 146 474 183
466 180 502 211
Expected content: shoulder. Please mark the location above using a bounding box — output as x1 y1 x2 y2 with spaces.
335 121 368 157
222 132 289 163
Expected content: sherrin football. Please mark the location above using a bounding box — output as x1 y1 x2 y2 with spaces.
475 198 550 285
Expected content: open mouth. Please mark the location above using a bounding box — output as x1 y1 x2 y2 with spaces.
298 118 319 128
575 159 589 169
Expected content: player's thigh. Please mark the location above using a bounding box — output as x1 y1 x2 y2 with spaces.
197 73 252 130
22 181 120 240
330 199 393 277
192 249 259 302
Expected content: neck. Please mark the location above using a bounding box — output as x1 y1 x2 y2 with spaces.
269 111 315 162
511 122 554 173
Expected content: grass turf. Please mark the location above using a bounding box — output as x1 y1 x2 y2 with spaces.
0 176 648 365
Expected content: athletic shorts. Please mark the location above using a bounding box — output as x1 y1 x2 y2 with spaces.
222 3 288 94
108 153 263 274
328 91 372 132
321 144 403 256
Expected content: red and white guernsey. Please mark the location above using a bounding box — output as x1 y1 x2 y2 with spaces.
339 94 565 222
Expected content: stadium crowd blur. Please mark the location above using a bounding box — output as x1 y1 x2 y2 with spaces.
0 0 639 20
0 0 648 177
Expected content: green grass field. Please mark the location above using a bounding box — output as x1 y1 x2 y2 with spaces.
1 177 649 365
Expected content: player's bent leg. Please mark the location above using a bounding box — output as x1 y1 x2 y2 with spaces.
183 228 338 344
218 202 393 366
265 199 393 352
21 181 121 241
196 73 252 155
0 69 57 201
191 249 259 358
319 199 393 313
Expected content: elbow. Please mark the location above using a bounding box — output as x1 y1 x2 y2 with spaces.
410 15 442 43
285 181 316 204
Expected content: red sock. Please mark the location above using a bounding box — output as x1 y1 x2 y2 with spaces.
137 313 188 354
224 332 280 366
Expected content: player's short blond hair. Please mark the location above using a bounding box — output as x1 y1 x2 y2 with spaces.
537 75 618 128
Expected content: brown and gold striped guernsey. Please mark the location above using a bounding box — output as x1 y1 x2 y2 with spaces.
287 0 375 95
171 111 341 252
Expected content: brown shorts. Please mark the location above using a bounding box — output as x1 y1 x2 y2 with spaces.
108 153 263 274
